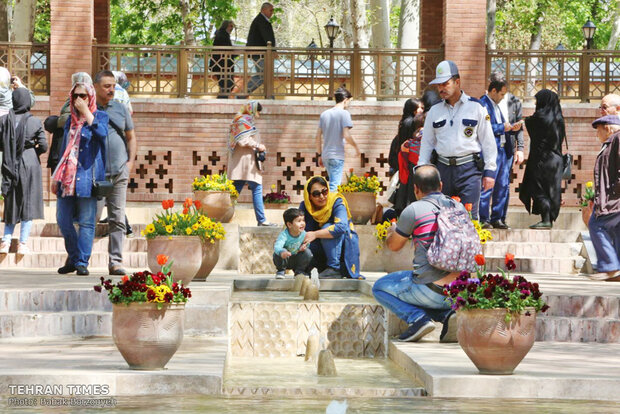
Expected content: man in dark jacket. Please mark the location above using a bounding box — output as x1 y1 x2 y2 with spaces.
589 115 620 281
246 2 275 95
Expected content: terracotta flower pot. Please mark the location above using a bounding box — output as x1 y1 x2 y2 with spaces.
581 203 593 229
193 190 235 223
147 236 216 286
341 192 376 225
457 308 536 375
263 202 290 210
193 239 221 281
382 242 415 273
112 302 185 370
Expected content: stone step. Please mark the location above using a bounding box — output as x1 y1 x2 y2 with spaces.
543 294 620 319
0 252 148 269
484 255 586 274
488 229 582 243
536 316 620 343
482 242 583 258
3 236 148 253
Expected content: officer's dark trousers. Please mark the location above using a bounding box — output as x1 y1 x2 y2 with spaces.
437 160 482 220
479 146 513 223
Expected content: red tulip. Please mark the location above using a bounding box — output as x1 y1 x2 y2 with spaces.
474 254 486 266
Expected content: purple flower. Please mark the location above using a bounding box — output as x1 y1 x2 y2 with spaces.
467 278 481 285
93 285 102 293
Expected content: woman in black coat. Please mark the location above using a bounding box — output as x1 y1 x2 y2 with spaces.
519 89 565 229
211 20 237 98
0 88 47 254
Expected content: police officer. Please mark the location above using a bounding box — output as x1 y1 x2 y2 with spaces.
479 72 525 229
419 60 497 220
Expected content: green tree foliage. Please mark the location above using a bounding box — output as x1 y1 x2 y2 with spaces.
495 0 617 49
110 0 238 45
34 0 50 43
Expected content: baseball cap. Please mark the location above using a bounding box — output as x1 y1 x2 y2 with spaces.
429 60 459 85
592 115 620 128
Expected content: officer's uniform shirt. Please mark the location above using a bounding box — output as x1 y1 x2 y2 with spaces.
419 91 498 178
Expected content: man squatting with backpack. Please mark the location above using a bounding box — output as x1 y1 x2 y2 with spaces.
372 165 465 343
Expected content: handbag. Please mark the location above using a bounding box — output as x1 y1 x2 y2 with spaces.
92 129 114 199
255 149 266 171
562 135 572 180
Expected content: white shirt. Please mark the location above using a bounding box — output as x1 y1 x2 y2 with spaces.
419 91 497 174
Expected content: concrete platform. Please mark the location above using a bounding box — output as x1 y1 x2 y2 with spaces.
0 336 227 396
390 341 620 401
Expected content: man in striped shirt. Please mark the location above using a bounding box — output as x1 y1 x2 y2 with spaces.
372 165 463 343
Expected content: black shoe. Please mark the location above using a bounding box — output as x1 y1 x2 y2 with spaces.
399 320 436 342
480 221 493 229
440 311 458 343
529 221 552 229
319 267 343 279
109 266 127 276
76 266 89 276
491 221 510 230
99 217 109 224
58 263 76 274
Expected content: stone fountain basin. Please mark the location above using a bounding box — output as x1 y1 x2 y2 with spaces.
229 279 396 358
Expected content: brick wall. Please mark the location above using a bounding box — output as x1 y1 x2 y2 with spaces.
93 0 110 45
443 0 487 98
32 98 600 208
420 0 443 50
49 0 93 113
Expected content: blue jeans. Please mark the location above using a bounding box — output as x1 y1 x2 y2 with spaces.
325 158 345 192
372 270 451 325
2 220 33 244
234 180 267 224
588 211 620 272
56 195 98 268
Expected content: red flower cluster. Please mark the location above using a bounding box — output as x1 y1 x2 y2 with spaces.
94 270 191 305
161 199 174 210
263 190 291 204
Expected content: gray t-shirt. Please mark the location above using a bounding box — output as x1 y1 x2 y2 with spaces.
319 107 353 160
396 192 461 284
98 100 134 176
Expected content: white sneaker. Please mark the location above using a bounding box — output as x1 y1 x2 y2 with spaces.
17 243 29 255
0 242 9 254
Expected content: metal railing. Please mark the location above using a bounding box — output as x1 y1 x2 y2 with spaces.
0 42 49 95
487 49 620 102
92 44 443 100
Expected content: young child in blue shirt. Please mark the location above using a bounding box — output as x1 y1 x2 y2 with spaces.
273 208 313 278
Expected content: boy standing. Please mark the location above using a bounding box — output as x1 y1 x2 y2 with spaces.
315 87 361 192
273 208 313 278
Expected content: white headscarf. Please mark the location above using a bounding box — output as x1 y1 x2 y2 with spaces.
0 67 13 111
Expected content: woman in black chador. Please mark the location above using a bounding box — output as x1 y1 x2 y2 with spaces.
519 89 565 229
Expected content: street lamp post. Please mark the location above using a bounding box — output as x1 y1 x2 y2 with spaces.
582 20 596 50
556 43 565 97
324 16 340 98
581 20 597 102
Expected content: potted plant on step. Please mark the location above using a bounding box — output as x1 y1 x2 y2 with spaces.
444 253 549 375
263 184 291 209
374 219 415 272
338 170 381 224
94 255 192 370
142 198 226 285
192 173 239 222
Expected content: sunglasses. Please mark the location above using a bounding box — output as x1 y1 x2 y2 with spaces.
310 188 329 198
72 93 88 100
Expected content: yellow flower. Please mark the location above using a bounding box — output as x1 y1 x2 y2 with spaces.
192 223 199 231
271 184 276 190
145 223 155 234
185 227 193 235
586 181 593 188
166 225 173 233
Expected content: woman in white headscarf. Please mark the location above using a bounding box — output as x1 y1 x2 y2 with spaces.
0 67 35 117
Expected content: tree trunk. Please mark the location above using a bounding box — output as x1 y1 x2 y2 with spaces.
398 0 419 97
526 4 545 98
0 1 9 42
13 0 36 42
349 0 373 98
608 1 620 49
370 0 394 98
486 0 496 49
179 0 196 46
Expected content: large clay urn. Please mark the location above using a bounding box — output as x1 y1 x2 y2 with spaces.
457 308 536 375
341 192 376 225
193 239 221 281
147 236 208 285
112 302 185 370
193 190 235 222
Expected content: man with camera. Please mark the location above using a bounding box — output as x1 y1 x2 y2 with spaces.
94 70 137 275
419 60 497 220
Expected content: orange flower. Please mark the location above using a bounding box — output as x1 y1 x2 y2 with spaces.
364 172 370 178
451 196 461 203
194 200 202 210
474 254 485 266
121 275 129 283
390 218 397 223
349 168 354 173
183 198 193 209
464 203 472 212
157 254 169 266
505 253 515 265
183 207 189 215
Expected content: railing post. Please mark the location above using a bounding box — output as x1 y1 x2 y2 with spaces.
178 45 188 98
91 42 99 75
351 46 362 99
579 50 590 103
264 41 274 99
